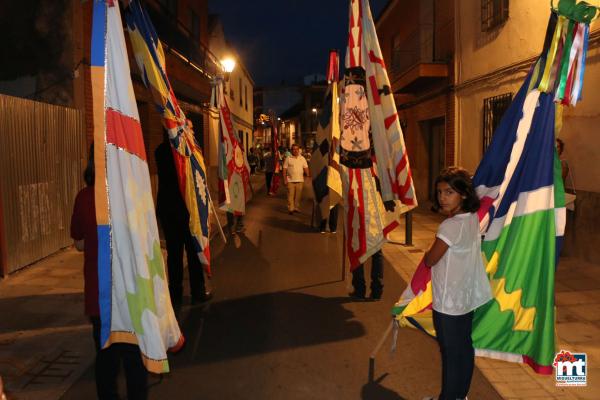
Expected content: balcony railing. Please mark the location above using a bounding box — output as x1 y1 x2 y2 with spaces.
145 3 221 78
391 25 438 76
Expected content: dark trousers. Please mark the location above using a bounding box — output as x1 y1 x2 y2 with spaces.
226 212 245 231
91 317 148 400
265 172 273 193
319 204 339 232
432 310 474 400
351 250 383 297
161 220 205 303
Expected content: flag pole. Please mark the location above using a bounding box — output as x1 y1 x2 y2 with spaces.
341 216 346 282
207 189 227 243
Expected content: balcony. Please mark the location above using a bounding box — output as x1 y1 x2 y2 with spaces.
390 25 449 94
145 3 221 78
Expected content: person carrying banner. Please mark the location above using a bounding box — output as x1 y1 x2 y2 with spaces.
422 167 492 400
264 151 274 194
71 158 149 400
155 135 212 306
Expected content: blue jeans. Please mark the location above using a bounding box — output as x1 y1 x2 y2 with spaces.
432 310 474 400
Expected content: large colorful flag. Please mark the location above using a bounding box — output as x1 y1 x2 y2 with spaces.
124 0 211 271
91 0 183 373
393 5 594 374
310 50 342 221
212 82 252 215
340 0 417 269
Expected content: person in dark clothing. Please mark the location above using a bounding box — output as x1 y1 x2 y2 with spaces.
155 137 211 305
247 148 258 174
71 156 148 400
319 204 339 234
350 250 384 301
264 151 274 194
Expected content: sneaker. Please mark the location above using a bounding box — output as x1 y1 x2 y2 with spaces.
288 210 294 215
330 231 337 234
320 229 327 234
235 225 245 233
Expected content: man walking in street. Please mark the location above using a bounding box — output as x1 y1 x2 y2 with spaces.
283 144 309 214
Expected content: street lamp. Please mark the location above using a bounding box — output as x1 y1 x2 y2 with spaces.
221 58 236 74
220 57 236 94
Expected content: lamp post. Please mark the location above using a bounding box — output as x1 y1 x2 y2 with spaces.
220 57 236 94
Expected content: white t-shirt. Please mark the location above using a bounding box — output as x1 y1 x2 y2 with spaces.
283 155 308 183
432 212 492 316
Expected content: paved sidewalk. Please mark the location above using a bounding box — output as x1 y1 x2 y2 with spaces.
0 172 267 400
2 178 598 399
383 207 600 400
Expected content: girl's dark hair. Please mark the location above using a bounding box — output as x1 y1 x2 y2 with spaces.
556 138 565 154
432 167 480 213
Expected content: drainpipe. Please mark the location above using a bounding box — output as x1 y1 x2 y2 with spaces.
0 182 7 277
405 211 413 246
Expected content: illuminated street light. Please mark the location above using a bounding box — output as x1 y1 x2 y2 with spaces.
312 108 317 113
221 58 236 73
220 58 236 95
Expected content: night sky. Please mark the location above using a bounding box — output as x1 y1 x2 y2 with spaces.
208 0 389 87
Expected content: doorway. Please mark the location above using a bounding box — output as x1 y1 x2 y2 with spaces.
419 117 446 201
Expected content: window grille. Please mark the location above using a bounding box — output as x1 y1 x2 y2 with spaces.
481 0 509 32
483 93 512 152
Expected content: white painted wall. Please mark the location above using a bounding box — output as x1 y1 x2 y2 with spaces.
455 0 600 193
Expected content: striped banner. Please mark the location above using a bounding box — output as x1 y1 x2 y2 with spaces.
340 0 417 269
91 0 183 374
124 0 211 271
213 81 252 215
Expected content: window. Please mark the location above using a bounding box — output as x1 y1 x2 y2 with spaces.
190 10 200 41
238 130 244 149
239 78 243 107
229 83 234 100
244 85 248 111
481 0 509 32
483 93 512 152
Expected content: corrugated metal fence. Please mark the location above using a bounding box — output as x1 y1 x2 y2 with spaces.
0 94 86 275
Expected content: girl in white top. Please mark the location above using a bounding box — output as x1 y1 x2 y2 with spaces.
422 167 492 400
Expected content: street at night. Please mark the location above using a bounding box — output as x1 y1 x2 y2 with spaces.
2 0 600 399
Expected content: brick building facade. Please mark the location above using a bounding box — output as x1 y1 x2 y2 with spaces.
80 0 220 196
376 0 455 203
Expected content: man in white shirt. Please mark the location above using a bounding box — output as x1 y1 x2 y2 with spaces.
283 144 309 214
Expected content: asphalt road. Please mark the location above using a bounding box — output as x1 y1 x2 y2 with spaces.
61 179 502 400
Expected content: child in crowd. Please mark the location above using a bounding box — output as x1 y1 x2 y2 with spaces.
422 167 492 400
